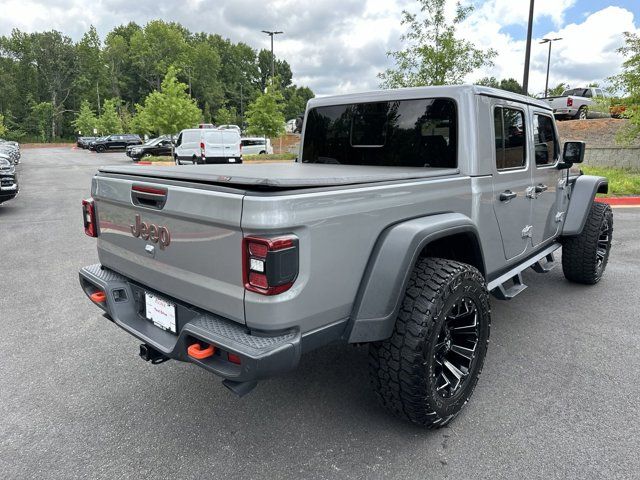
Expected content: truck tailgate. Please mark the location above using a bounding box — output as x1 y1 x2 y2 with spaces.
93 174 245 324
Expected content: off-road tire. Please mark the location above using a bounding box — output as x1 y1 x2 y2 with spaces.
369 257 491 428
562 202 613 284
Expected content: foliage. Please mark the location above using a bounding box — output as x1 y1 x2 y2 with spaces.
583 166 640 195
245 87 285 139
30 102 54 141
133 66 202 135
97 99 122 134
0 114 7 137
0 21 313 141
244 153 297 161
72 100 98 135
548 83 567 96
215 106 237 126
283 86 314 119
379 0 496 88
609 32 640 145
475 77 524 94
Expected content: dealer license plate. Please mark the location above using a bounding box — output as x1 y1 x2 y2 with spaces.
145 292 176 333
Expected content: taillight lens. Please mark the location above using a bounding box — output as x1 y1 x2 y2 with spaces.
243 235 298 295
82 198 97 237
567 98 573 107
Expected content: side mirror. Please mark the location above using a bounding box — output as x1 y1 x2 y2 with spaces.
562 141 585 165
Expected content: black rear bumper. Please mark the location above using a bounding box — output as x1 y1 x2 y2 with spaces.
79 264 301 384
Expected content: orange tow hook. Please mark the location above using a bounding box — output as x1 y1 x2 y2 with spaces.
90 291 106 303
188 343 215 360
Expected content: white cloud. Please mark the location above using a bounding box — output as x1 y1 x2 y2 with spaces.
461 5 639 95
0 0 636 96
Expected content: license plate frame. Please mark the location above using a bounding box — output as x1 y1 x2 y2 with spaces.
145 292 177 334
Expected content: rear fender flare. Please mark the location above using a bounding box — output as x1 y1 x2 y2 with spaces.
346 213 485 343
562 175 608 236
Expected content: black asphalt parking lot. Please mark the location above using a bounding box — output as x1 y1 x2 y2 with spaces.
1 147 639 479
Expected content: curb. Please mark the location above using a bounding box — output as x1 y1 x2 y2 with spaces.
595 196 640 206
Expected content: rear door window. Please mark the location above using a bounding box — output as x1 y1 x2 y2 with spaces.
494 107 526 170
302 98 457 168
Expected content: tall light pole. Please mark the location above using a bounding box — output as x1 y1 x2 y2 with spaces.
522 0 535 95
540 37 563 98
261 30 283 85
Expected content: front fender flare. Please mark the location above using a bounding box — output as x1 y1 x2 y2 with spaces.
346 213 483 343
562 175 608 236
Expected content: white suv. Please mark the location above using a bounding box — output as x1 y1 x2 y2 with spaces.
241 137 273 155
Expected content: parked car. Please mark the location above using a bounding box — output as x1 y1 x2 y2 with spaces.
126 136 173 162
0 157 18 204
77 137 97 149
241 137 273 155
174 128 241 164
79 85 611 428
0 144 20 165
91 134 142 153
543 87 611 120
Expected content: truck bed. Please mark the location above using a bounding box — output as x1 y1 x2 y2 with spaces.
98 163 459 189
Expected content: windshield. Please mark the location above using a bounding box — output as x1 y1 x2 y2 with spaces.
302 98 457 168
143 137 162 146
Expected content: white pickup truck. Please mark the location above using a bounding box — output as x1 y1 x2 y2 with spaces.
544 87 611 120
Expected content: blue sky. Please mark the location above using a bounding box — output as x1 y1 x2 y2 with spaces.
0 0 637 95
501 0 640 40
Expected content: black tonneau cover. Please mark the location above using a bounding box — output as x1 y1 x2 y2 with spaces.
98 163 459 189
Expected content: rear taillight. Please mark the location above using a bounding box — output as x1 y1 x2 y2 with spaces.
200 141 205 161
243 235 299 295
567 98 573 107
82 198 97 237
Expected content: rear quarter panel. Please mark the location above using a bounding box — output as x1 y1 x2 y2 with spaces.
241 176 479 333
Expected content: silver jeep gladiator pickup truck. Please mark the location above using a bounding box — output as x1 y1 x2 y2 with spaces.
79 85 612 427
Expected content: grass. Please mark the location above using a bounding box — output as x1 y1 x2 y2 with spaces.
243 153 296 161
582 166 640 196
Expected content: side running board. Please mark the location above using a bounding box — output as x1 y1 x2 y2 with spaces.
488 244 561 301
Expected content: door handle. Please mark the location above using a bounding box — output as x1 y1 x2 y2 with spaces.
535 184 548 193
499 190 517 202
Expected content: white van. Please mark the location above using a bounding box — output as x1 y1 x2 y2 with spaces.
240 137 273 155
174 128 242 165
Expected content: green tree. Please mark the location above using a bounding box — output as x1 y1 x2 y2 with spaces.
97 99 122 134
72 100 98 135
379 0 496 88
548 83 567 96
283 85 314 119
610 32 640 144
30 102 53 141
257 49 293 91
215 106 237 125
1 30 77 138
134 66 202 135
130 21 188 90
181 35 225 119
245 87 285 139
74 26 107 110
0 114 7 137
475 77 524 94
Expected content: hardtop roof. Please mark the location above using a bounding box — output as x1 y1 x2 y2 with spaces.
307 84 551 111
